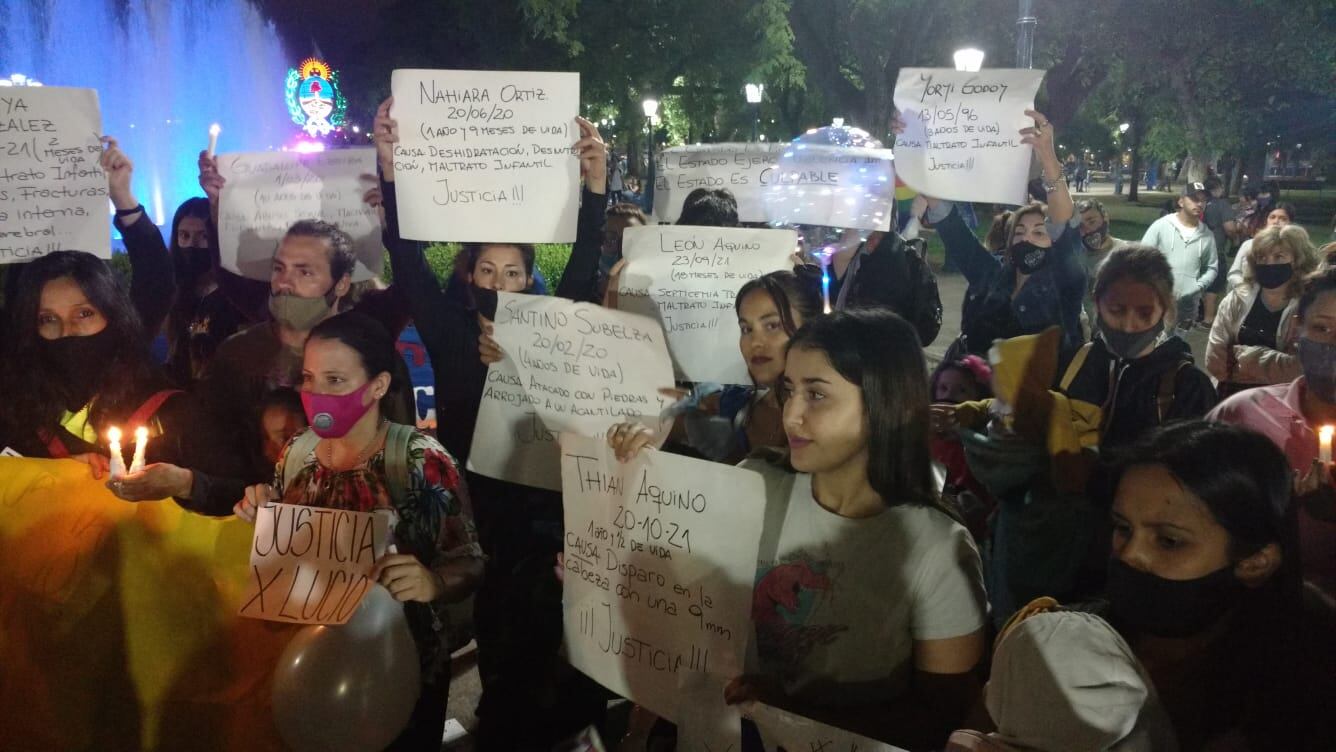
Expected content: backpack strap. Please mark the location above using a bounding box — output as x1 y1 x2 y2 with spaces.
281 430 322 494
1156 360 1192 423
1059 342 1095 392
127 389 184 428
383 422 415 504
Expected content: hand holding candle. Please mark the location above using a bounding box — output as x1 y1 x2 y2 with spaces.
1320 425 1333 465
207 123 221 158
129 426 150 475
107 426 127 480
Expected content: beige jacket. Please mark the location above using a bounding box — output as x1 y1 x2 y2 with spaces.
1205 283 1300 385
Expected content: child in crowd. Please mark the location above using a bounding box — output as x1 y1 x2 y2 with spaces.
930 356 996 542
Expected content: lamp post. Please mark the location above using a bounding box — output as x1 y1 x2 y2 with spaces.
1016 0 1037 68
953 48 985 73
642 97 659 177
744 83 764 142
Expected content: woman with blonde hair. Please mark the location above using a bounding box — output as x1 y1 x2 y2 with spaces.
1206 224 1318 397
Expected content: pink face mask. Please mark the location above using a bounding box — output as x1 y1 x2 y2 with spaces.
301 381 375 438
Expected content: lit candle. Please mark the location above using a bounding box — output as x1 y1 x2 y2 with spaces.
108 426 127 480
129 426 150 475
207 123 221 158
1320 425 1333 465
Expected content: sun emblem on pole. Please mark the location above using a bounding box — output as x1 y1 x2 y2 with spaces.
285 57 347 138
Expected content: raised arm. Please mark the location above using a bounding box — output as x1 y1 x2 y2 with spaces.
556 117 608 303
925 199 1000 287
373 98 474 358
1021 110 1072 226
101 136 176 339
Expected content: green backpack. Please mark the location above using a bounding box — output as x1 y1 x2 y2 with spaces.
282 423 475 650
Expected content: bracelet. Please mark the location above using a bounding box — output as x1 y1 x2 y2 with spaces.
1040 174 1062 194
114 203 144 217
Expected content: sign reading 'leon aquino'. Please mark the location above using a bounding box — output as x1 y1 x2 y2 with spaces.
617 225 797 383
217 148 382 281
559 434 765 723
239 503 388 625
892 67 1047 206
0 86 108 263
389 69 580 243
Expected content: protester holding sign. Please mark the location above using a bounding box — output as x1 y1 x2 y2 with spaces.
236 312 483 751
372 94 613 750
916 110 1086 357
611 309 986 749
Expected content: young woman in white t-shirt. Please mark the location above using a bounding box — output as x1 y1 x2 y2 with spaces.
609 308 988 749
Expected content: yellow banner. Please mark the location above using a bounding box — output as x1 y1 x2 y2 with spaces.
0 458 298 751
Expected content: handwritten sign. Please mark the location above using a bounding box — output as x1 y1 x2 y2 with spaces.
239 503 388 625
0 86 107 263
466 357 563 491
892 68 1047 206
217 148 382 281
750 703 909 752
560 434 765 722
654 143 784 224
389 69 580 243
618 225 795 383
489 291 674 437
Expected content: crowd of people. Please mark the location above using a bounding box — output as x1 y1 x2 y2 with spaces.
1 93 1334 752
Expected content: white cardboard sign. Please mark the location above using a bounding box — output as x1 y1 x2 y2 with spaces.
0 86 108 263
238 503 388 625
466 357 563 492
389 69 580 243
488 291 674 437
618 225 796 383
217 148 383 281
892 68 1047 206
560 434 765 723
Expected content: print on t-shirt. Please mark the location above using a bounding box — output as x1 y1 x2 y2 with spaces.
753 553 850 675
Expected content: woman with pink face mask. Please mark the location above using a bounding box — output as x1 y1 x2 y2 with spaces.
236 312 482 751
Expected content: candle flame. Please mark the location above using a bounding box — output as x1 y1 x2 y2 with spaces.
1322 426 1334 441
209 123 221 136
107 426 121 442
134 426 149 442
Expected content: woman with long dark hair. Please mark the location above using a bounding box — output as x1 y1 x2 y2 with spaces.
1097 421 1332 749
612 309 988 749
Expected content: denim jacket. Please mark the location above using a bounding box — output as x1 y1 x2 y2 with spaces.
934 204 1087 357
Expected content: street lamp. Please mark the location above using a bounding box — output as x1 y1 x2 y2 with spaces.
1118 122 1130 134
745 83 764 142
953 48 985 72
642 98 659 177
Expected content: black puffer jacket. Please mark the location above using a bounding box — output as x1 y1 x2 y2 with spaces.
1062 335 1217 449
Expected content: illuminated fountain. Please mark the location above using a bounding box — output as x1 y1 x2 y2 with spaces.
1 0 292 226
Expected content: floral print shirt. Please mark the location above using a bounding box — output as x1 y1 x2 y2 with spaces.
273 426 482 681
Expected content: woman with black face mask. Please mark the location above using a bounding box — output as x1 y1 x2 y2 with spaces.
1059 245 1216 450
370 97 613 751
1210 268 1336 601
1096 421 1333 751
1206 225 1317 398
907 111 1086 359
